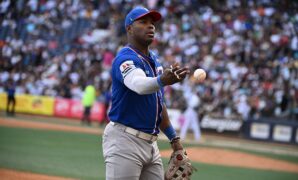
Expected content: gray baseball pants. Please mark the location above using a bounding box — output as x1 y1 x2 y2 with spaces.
102 122 164 180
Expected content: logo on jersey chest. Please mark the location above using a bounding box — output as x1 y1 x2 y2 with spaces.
156 66 163 75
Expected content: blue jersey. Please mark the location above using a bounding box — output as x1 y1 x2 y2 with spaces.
5 82 16 97
108 45 164 135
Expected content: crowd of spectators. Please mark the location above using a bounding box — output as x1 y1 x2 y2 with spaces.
0 0 297 120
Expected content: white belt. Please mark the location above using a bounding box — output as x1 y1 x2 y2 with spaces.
110 122 158 142
125 127 158 142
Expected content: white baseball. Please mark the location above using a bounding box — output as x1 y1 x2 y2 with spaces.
193 69 206 82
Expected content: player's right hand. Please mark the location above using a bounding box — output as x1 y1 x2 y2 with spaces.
160 62 190 86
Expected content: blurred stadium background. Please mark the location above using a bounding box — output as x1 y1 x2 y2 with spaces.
0 0 298 179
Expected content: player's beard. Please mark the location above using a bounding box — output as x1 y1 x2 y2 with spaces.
134 33 153 47
142 38 153 47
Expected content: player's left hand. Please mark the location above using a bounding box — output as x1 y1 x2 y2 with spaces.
161 62 190 85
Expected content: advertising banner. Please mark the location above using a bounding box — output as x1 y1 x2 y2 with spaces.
90 103 105 121
54 98 71 117
250 123 270 139
0 93 54 115
245 119 298 144
70 100 84 119
0 93 7 109
200 115 242 132
54 98 105 121
1 93 105 121
27 95 54 115
273 125 292 142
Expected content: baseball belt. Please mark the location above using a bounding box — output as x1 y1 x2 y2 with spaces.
110 121 158 142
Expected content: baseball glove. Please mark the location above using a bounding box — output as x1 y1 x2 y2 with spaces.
165 149 197 180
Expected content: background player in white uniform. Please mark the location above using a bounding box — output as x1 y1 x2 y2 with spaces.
180 87 201 141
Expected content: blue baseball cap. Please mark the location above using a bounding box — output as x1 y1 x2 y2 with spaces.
125 7 162 28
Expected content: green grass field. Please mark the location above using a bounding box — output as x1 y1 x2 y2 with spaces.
0 125 298 180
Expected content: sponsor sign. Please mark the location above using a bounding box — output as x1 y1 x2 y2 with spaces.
0 93 106 121
70 100 84 118
273 125 292 142
0 93 7 109
250 123 270 139
0 93 54 115
68 99 105 121
54 98 71 117
200 116 242 132
90 103 105 121
30 96 54 115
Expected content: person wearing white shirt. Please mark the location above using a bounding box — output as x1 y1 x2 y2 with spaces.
180 88 201 141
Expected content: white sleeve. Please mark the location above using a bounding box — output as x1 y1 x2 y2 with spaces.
124 68 161 95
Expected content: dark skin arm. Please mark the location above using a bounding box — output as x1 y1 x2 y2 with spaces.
160 62 190 86
160 103 183 151
159 62 189 151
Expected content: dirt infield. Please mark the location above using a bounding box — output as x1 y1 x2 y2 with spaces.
0 118 102 135
160 148 298 173
0 117 298 179
0 168 74 180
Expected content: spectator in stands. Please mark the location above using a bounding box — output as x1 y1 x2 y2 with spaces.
0 0 297 121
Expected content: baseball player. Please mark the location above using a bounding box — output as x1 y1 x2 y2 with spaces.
102 7 196 180
180 87 201 141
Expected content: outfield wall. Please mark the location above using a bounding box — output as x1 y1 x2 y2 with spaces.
1 93 298 144
0 93 54 115
0 93 105 121
243 119 298 144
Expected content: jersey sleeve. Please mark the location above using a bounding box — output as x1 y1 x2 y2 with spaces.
113 54 144 83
